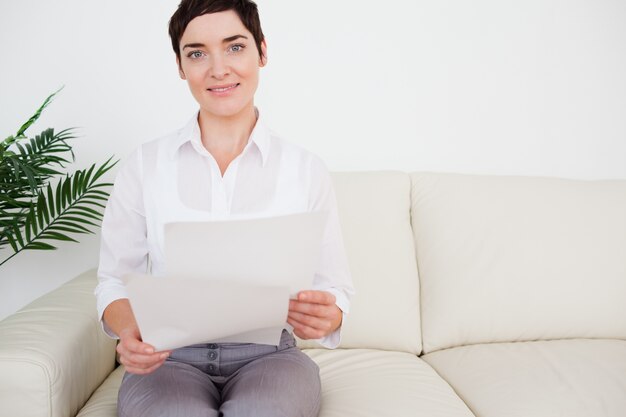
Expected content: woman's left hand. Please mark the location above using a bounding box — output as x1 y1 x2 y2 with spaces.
287 290 343 339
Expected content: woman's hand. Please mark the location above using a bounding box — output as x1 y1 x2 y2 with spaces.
117 327 172 375
287 290 342 340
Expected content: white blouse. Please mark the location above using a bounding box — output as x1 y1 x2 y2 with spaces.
95 111 354 348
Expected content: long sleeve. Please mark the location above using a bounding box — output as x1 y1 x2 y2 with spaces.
308 157 355 348
94 148 148 338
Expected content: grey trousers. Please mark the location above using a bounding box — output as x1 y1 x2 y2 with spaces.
117 330 321 417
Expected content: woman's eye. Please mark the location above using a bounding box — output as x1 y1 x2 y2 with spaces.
229 44 245 53
188 51 205 59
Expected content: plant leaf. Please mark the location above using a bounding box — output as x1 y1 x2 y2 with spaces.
39 231 78 243
1 159 116 265
25 241 56 250
14 87 63 139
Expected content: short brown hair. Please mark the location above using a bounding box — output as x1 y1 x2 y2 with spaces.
169 0 265 62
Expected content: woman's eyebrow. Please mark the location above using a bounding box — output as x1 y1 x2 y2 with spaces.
182 35 248 50
182 43 206 50
222 34 248 43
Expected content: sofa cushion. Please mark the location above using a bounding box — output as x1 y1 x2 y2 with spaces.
79 351 476 417
306 348 475 417
422 338 626 417
76 366 124 417
410 173 626 353
298 172 421 353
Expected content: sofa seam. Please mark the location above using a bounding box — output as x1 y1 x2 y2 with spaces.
408 172 426 357
421 357 479 417
421 336 626 356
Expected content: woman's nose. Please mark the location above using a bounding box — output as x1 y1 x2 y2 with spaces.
209 55 229 79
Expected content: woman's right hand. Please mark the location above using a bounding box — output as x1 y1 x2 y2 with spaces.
117 327 171 375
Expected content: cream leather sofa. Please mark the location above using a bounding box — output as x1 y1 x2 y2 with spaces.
1 172 625 417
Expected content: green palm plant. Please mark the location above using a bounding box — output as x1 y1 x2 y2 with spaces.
0 89 117 267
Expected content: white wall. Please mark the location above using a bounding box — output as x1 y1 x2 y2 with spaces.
1 0 625 320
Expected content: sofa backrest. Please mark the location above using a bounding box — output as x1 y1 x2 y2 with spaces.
299 172 422 354
410 172 626 354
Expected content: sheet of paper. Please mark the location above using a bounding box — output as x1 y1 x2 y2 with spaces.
165 211 328 296
124 212 327 349
124 273 290 351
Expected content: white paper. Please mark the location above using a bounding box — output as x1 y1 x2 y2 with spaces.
165 211 327 296
124 212 327 350
124 274 290 351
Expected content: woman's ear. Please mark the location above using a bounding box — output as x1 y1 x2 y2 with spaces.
259 40 268 67
177 57 186 80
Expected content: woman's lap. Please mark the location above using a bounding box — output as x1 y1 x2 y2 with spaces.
118 332 321 417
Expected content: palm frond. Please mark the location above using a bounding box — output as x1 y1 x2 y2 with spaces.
1 127 77 195
0 157 117 266
14 87 63 140
18 127 76 164
0 89 117 267
1 88 61 151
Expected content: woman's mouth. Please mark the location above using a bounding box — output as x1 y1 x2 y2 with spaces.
207 83 240 93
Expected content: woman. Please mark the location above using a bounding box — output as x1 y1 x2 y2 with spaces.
95 1 354 416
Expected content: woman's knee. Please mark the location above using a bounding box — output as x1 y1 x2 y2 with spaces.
221 350 321 417
118 364 220 417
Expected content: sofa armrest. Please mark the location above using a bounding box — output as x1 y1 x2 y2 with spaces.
0 269 117 417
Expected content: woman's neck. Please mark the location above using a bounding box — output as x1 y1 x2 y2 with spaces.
197 105 258 176
198 105 257 156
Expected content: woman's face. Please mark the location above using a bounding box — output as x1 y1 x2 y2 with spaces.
177 10 266 119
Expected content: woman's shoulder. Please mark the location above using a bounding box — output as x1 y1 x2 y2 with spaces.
140 126 189 154
115 126 187 178
118 124 192 172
